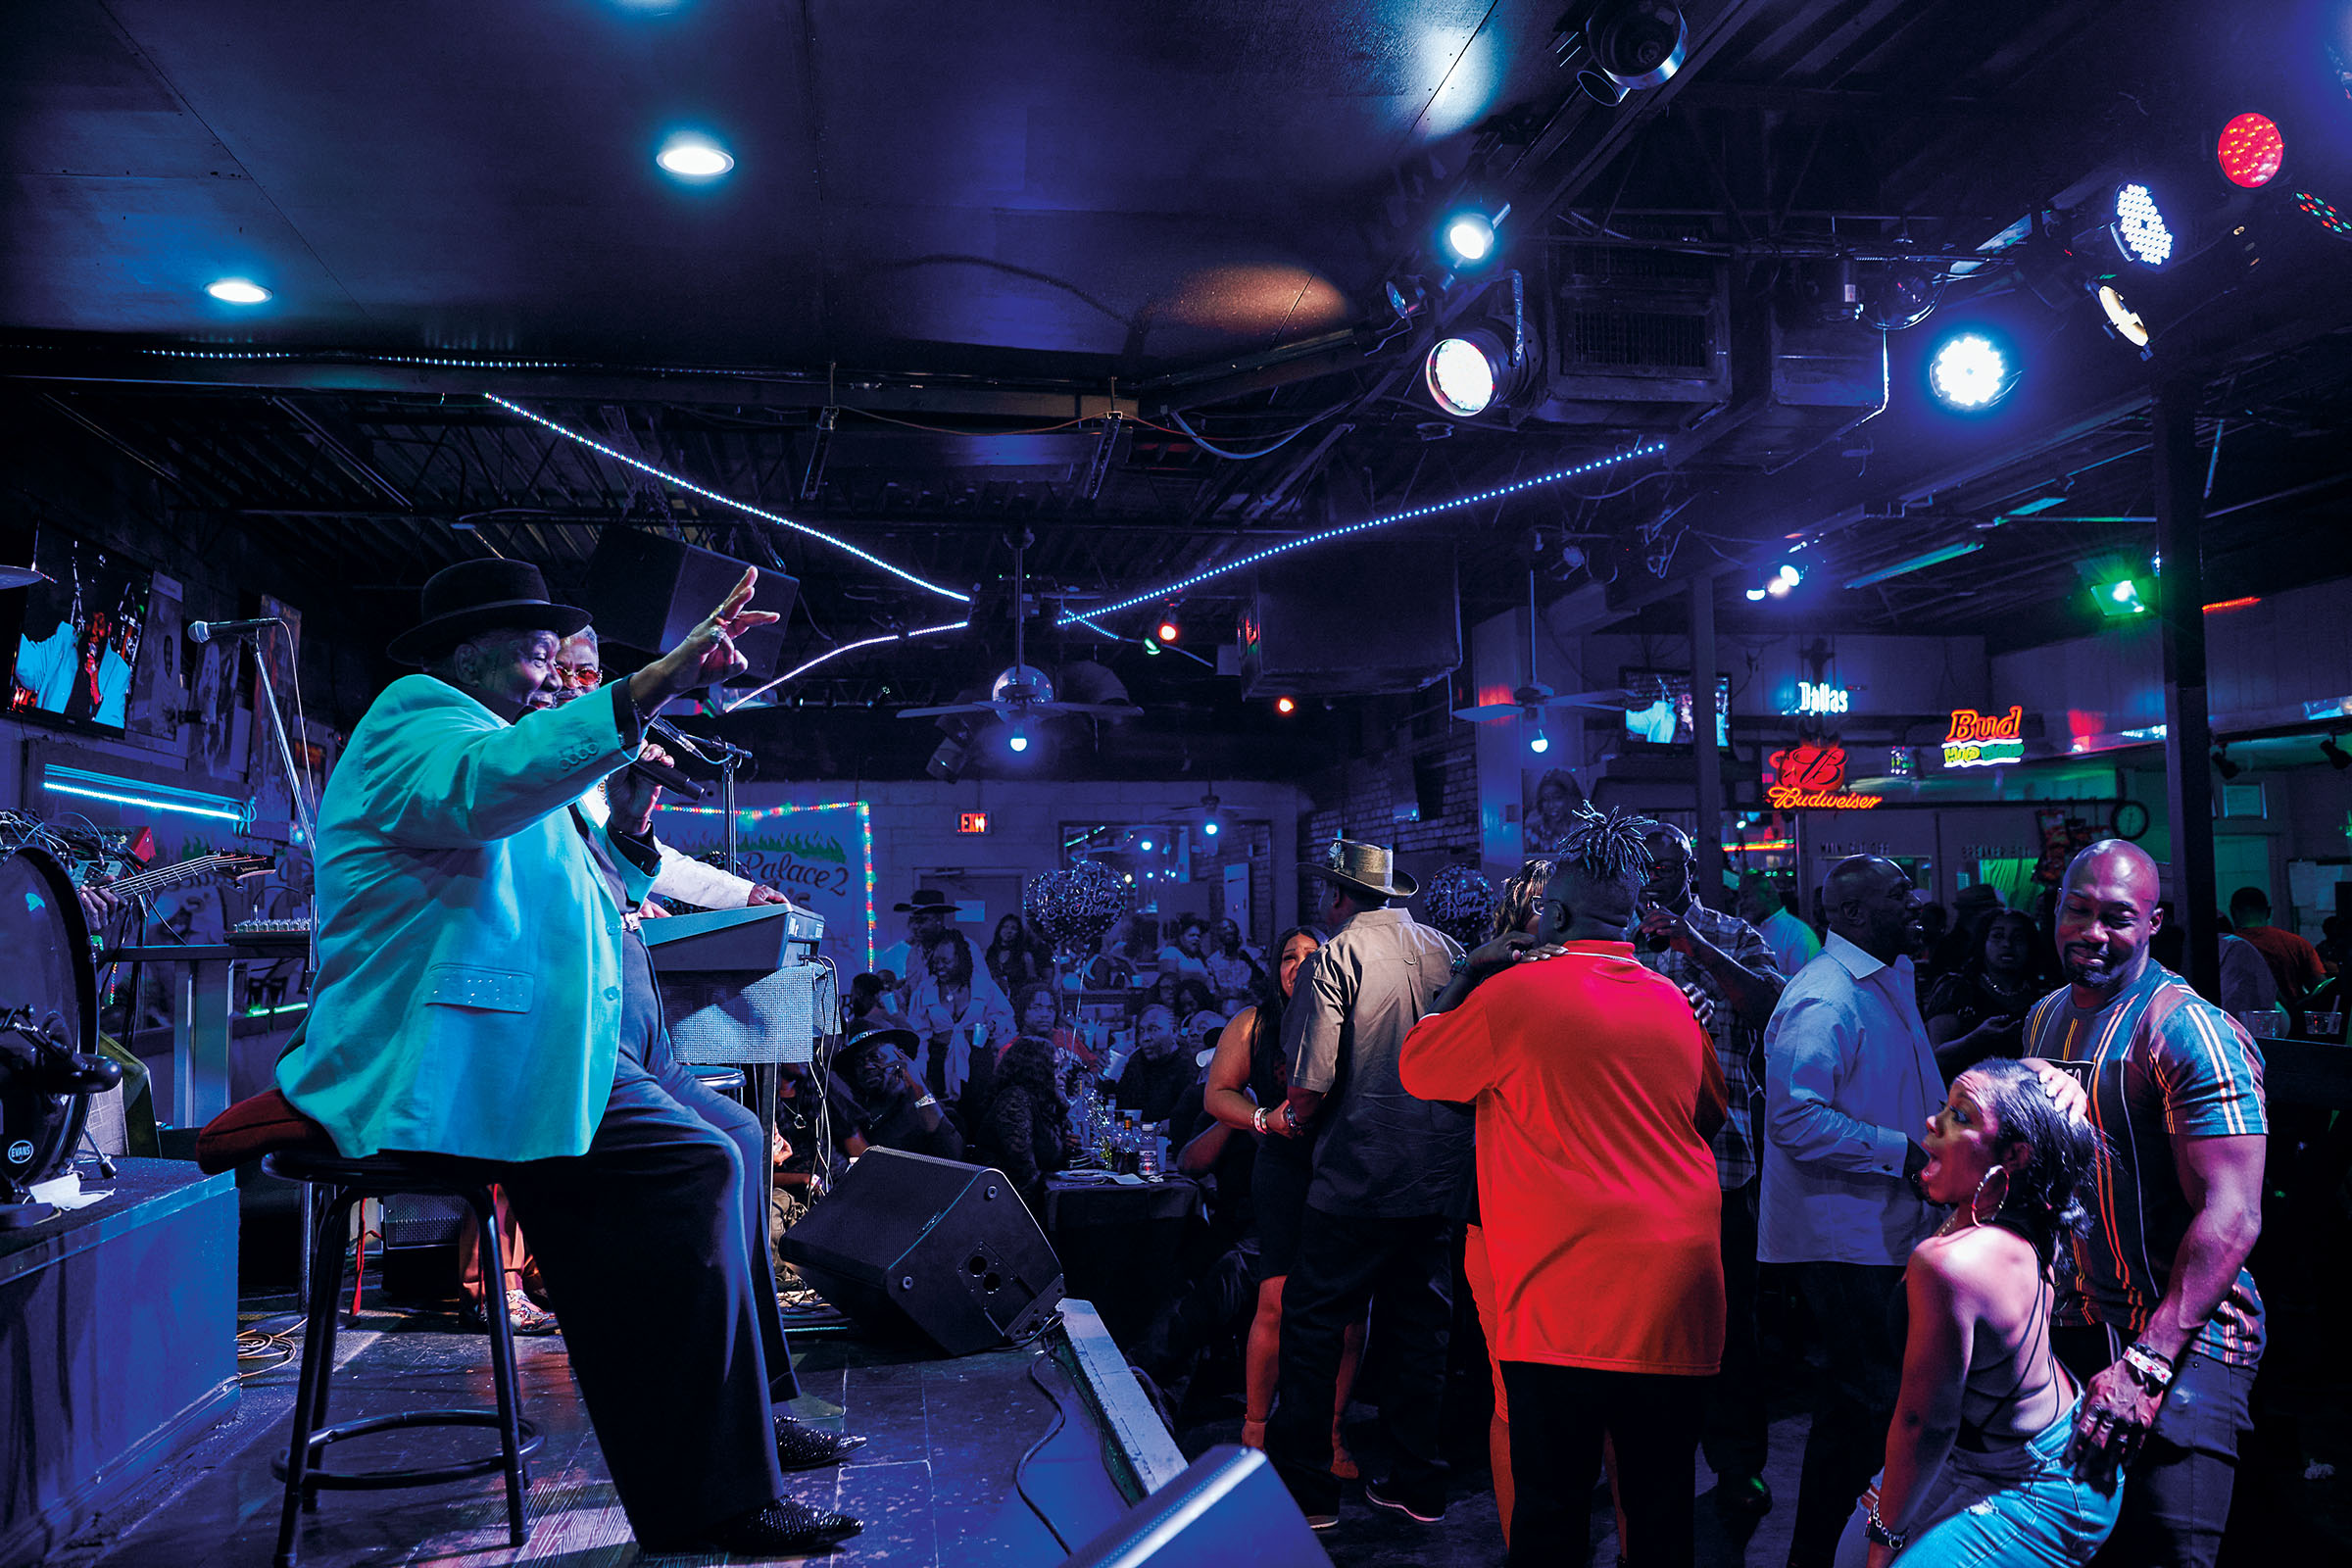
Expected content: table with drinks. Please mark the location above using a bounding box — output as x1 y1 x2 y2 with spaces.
1042 1070 1201 1343
2244 1003 2352 1110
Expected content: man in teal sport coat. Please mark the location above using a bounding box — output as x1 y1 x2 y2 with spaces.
273 560 862 1557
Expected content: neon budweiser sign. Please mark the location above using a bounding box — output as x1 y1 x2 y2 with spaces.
1943 706 2025 768
1765 741 1882 810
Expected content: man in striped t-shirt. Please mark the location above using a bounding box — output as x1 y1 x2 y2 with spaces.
2025 841 2266 1568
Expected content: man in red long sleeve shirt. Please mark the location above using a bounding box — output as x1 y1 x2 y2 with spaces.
1401 809 1726 1568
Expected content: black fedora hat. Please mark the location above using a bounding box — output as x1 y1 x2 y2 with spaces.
892 889 956 914
386 560 592 665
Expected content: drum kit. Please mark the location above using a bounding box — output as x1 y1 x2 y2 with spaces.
0 847 125 1229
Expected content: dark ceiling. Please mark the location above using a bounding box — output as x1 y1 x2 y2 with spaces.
6 0 2351 778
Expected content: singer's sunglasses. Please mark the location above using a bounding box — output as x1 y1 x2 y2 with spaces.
555 664 603 690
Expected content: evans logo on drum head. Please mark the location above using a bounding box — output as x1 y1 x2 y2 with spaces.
6 1141 33 1166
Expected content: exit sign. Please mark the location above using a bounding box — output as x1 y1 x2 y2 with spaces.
957 811 990 834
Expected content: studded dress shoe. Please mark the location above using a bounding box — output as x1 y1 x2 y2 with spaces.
641 1497 862 1556
775 1412 867 1471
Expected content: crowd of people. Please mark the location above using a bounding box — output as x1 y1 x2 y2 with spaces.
972 819 2273 1568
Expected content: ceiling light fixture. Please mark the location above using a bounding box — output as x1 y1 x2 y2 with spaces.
1557 0 1688 106
2322 735 2351 771
2212 745 2240 780
1425 335 1499 416
1926 332 2016 411
1438 208 1503 269
2215 113 2284 189
487 395 969 604
2095 284 2151 351
2096 576 2147 617
1058 441 1668 625
205 278 271 304
2108 182 2175 269
656 135 734 179
1275 696 1297 714
1007 725 1029 754
1155 617 1180 644
1765 563 1803 599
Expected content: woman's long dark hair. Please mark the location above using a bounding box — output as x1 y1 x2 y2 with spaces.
1250 925 1327 1061
1965 1057 2110 1275
930 929 975 988
994 1035 1065 1114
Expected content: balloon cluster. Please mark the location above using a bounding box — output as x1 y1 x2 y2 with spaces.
1024 858 1128 959
1421 863 1499 950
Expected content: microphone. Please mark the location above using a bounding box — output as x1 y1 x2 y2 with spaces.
650 717 751 763
627 755 708 801
188 617 280 643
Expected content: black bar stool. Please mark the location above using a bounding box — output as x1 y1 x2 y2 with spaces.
261 1151 544 1568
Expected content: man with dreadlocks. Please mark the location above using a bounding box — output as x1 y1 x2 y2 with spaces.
1401 809 1728 1568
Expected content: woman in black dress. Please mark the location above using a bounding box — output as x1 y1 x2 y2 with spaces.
1925 908 2049 1076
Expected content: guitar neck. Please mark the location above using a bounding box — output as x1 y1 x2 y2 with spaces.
110 854 250 899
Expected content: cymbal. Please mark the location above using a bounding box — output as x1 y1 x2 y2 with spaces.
0 564 49 590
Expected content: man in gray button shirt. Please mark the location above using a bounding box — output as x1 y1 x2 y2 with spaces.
1759 855 1939 1568
1272 839 1471 1529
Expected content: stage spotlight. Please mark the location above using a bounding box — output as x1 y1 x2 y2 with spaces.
2323 735 2352 771
656 134 734 179
1927 332 2017 412
2293 191 2352 242
205 278 271 304
1766 563 1802 599
1561 0 1688 105
1275 696 1297 714
2212 745 2240 780
2096 576 2147 617
1155 617 1180 644
1745 587 1768 602
2108 182 2175 269
1439 210 1500 268
1425 336 1497 416
2216 113 2284 189
2096 284 2151 351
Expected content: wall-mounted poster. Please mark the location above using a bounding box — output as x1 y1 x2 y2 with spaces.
123 571 190 757
190 639 247 784
651 802 876 972
1523 767 1591 856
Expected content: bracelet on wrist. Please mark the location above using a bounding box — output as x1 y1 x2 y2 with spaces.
2123 1344 2175 1394
1251 1104 1270 1136
1865 1497 1906 1552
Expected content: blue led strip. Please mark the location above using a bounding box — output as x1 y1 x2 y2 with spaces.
722 619 970 711
1055 441 1669 624
485 394 971 605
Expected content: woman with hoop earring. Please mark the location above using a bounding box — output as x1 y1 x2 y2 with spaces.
1838 1057 2123 1567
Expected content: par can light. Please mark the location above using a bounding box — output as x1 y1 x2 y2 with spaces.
1440 210 1499 268
2096 284 2150 350
2215 113 2284 189
1425 336 1498 417
2110 182 2175 269
1926 331 2017 412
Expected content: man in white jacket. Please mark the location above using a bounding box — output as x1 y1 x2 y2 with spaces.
553 626 793 912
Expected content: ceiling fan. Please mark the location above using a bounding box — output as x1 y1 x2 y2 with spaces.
896 535 1144 744
1451 570 1642 728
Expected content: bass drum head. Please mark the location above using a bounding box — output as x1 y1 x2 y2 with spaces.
0 848 98 1196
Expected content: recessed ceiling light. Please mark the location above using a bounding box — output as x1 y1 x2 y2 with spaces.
656 137 734 179
205 278 271 304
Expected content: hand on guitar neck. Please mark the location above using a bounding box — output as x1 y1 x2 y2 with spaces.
73 851 274 937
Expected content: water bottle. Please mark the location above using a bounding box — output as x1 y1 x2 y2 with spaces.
1137 1121 1163 1182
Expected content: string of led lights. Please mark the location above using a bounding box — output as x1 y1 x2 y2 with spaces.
652 798 878 969
721 618 971 711
485 394 972 605
1056 441 1670 624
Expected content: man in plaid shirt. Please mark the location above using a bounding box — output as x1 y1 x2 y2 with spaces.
1630 821 1787 1522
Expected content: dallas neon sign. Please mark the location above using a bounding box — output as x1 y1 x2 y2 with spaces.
1943 706 2025 768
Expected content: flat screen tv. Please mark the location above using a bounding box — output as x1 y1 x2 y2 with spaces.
1621 666 1732 749
8 527 154 736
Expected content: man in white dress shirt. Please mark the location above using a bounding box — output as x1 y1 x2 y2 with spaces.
553 628 791 911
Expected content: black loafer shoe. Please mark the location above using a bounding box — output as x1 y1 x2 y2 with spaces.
643 1497 862 1557
775 1412 868 1471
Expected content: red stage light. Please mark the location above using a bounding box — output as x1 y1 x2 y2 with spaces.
1155 618 1180 643
2216 113 2283 189
1275 696 1297 714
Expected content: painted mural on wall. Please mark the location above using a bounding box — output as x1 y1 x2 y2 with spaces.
651 803 874 970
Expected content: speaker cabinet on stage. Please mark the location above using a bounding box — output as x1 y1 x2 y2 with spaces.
781 1150 1063 1356
582 530 796 681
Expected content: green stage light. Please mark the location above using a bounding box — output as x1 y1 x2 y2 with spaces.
2097 577 2147 617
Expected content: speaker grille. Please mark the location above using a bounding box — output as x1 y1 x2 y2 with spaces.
1569 311 1712 370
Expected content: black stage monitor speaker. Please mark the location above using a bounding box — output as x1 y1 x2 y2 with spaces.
781 1150 1064 1355
583 530 796 682
1055 1446 1328 1568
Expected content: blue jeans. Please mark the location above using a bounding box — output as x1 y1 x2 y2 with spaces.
1834 1397 2124 1567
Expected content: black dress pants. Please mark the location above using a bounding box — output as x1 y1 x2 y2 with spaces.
1788 1261 1908 1567
1269 1207 1453 1517
2055 1325 2255 1568
1500 1361 1706 1568
1701 1178 1770 1486
495 1029 797 1542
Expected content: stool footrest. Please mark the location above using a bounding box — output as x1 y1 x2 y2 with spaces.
270 1410 543 1491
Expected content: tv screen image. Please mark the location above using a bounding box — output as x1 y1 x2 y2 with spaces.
1622 666 1732 748
10 528 153 734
